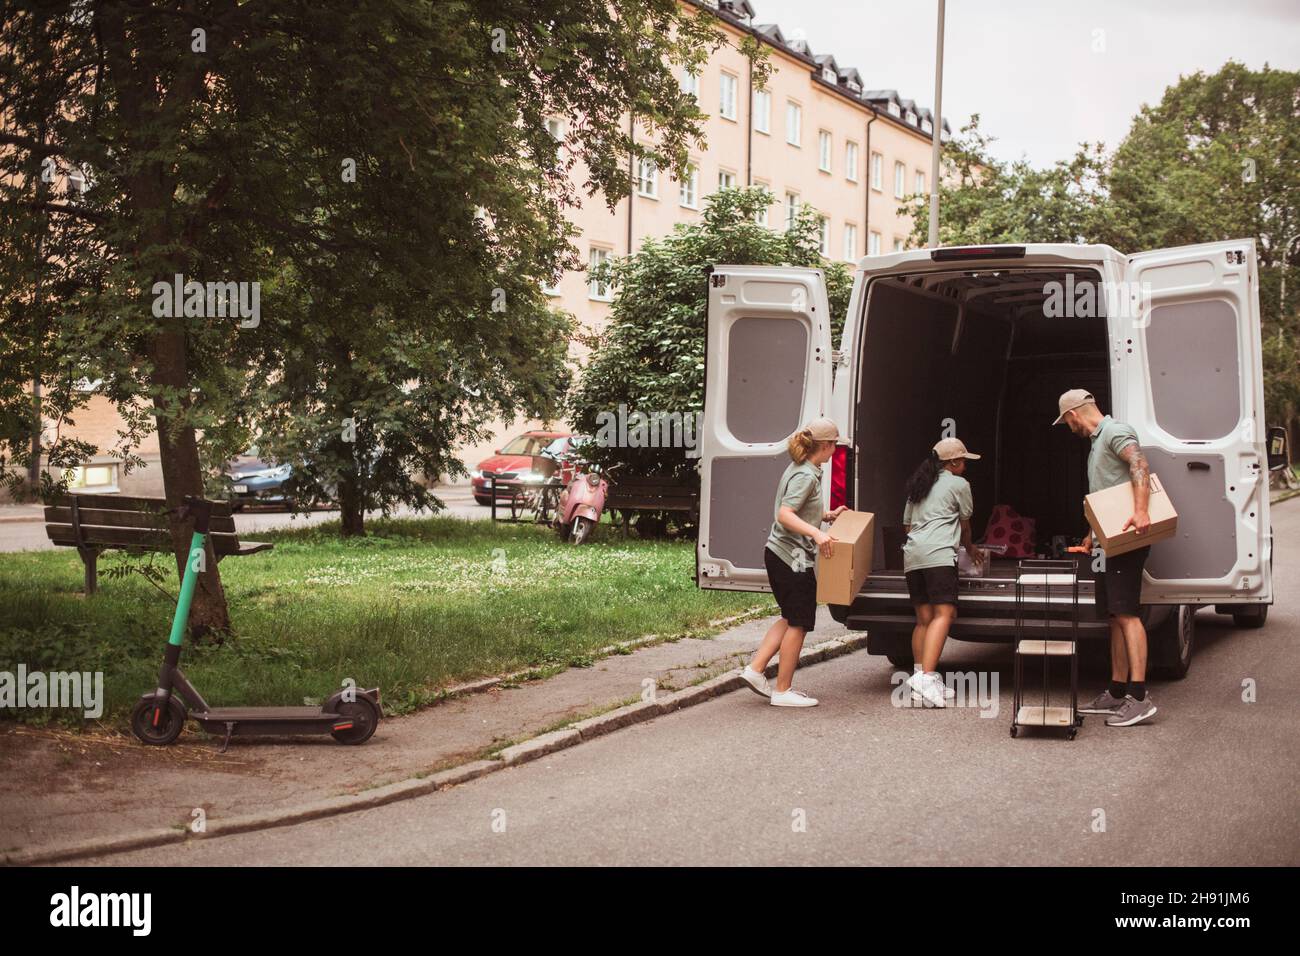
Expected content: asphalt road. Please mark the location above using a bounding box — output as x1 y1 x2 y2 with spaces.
82 500 1300 867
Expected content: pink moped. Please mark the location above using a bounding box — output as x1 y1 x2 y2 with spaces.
553 463 617 544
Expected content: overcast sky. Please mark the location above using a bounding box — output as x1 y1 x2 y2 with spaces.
749 0 1299 168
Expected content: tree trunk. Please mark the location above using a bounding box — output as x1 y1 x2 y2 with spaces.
338 474 366 537
150 327 231 640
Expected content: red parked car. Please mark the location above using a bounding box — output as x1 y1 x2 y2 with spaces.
470 431 577 505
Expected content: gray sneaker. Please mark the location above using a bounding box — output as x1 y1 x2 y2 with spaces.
1078 689 1125 715
1106 695 1158 727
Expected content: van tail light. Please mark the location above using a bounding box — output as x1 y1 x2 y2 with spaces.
830 444 853 510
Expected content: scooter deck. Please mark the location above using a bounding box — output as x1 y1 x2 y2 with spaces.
195 706 336 721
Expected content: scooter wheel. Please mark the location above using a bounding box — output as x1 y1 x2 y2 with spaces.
330 696 380 745
131 696 187 745
571 515 593 545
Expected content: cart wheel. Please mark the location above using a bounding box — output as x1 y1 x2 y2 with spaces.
1075 715 1085 726
131 695 187 745
1067 728 1078 740
1009 725 1019 738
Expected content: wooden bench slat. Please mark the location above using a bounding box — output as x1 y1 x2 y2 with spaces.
48 493 234 517
47 526 258 556
44 506 236 533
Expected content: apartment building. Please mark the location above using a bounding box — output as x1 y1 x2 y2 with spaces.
471 0 953 465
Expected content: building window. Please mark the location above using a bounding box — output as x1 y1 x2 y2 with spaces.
821 66 837 84
64 463 118 492
818 131 832 173
679 163 699 209
915 170 927 196
720 72 738 121
636 157 658 199
753 181 770 226
717 168 736 191
753 89 771 134
785 101 801 146
893 236 906 252
785 191 799 228
887 101 901 117
542 277 560 297
870 152 882 191
818 216 830 256
844 223 858 260
545 117 565 142
588 247 613 301
869 231 881 256
845 141 859 182
894 161 906 199
921 117 933 134
905 110 917 126
681 69 700 99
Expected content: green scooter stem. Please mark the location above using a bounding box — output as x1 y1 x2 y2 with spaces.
168 531 206 647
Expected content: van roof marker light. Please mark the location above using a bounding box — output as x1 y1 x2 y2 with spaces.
931 246 1027 262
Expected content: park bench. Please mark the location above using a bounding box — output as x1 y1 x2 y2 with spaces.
43 493 273 594
605 476 698 537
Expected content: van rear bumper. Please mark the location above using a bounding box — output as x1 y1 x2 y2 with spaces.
832 570 1110 644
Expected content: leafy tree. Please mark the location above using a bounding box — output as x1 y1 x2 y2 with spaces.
568 186 853 487
903 115 1113 248
0 0 735 627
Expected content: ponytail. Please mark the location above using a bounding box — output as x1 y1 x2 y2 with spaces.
905 451 943 504
788 429 817 464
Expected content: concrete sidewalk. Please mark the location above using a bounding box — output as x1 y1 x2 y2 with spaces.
0 607 856 863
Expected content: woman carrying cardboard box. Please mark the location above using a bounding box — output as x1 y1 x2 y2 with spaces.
901 438 984 708
741 417 846 708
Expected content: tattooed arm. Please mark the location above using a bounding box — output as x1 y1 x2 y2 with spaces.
1119 442 1151 533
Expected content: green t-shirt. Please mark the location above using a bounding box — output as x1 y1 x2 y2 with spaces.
766 460 823 571
902 470 973 572
1088 416 1140 493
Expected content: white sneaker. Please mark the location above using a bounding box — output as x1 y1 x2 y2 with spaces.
926 671 956 700
741 665 772 698
770 688 819 707
907 671 946 708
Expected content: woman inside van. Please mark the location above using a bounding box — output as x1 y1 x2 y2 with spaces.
901 437 983 708
742 417 845 708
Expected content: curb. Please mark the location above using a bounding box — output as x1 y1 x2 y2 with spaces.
4 631 868 866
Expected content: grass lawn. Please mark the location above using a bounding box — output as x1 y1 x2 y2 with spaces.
0 516 771 728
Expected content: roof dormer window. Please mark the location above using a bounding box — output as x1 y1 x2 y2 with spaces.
887 102 901 117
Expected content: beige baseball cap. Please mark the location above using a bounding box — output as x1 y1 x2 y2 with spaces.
1053 388 1095 425
801 417 840 441
934 437 981 461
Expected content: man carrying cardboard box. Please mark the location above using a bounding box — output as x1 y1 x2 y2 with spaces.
1053 389 1158 727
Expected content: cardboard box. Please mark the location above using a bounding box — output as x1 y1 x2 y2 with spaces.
817 510 875 605
1083 472 1178 557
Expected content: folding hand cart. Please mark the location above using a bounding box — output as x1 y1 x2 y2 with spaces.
1011 559 1084 739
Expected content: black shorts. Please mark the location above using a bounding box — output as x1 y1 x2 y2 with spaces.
1096 545 1149 617
764 546 817 631
905 564 959 606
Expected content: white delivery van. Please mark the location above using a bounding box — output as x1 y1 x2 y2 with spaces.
698 241 1287 678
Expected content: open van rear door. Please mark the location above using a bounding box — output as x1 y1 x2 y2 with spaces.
1124 239 1271 605
698 266 833 591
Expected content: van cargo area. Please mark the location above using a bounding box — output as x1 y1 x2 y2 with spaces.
841 266 1122 646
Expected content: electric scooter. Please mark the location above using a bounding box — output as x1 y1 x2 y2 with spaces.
130 496 381 750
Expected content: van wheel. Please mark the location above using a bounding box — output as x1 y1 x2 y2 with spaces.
1151 604 1195 680
1231 604 1268 628
887 653 914 669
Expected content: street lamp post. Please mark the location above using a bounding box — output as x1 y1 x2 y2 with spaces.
927 0 946 249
